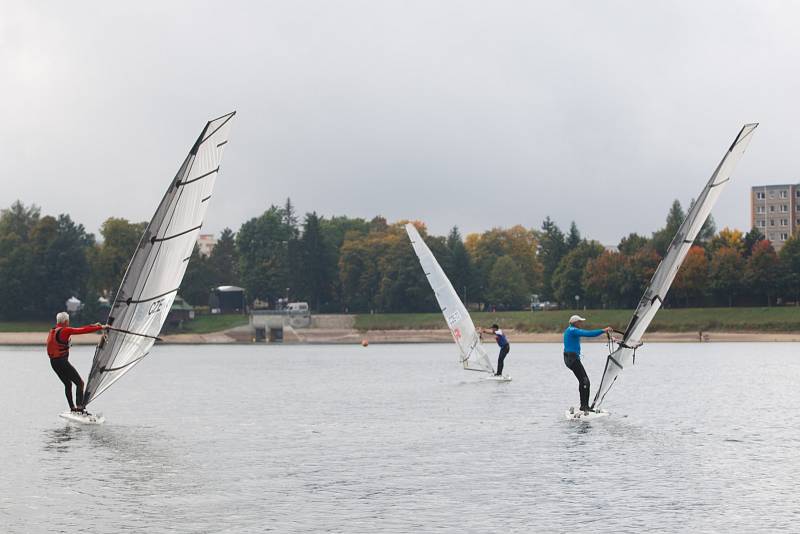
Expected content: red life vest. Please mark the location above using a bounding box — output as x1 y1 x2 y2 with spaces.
46 327 69 358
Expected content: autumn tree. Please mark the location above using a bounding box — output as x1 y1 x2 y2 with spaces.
672 246 709 306
709 246 745 306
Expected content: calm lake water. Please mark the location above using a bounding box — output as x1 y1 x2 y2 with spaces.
2 342 799 533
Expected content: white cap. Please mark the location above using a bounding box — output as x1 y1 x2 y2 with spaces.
569 315 586 324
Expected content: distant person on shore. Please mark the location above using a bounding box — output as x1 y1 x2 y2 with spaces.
563 315 613 413
46 312 108 412
479 324 510 376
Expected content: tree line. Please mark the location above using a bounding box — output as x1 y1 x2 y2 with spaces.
1 198 798 321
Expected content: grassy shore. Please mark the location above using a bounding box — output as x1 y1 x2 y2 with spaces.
354 307 800 333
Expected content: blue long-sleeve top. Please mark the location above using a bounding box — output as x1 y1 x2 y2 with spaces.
563 325 604 357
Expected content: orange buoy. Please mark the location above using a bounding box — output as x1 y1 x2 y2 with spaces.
361 339 369 347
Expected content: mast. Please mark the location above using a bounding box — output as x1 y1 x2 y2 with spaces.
83 112 236 404
592 123 758 409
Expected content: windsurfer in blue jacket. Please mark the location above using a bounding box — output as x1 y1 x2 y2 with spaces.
479 324 510 376
564 315 612 413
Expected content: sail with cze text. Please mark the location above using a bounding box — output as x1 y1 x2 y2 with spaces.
83 112 236 404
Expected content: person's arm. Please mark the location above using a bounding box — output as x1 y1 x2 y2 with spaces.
575 328 607 338
61 324 105 338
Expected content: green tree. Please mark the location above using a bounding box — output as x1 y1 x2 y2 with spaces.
745 240 781 306
688 197 716 244
181 244 215 306
208 228 239 286
617 233 650 256
565 221 581 249
466 225 541 305
552 241 604 307
651 200 685 255
0 201 40 239
0 203 39 319
487 255 529 309
778 235 800 304
320 215 370 310
538 217 567 300
743 227 764 258
298 212 336 311
91 218 147 296
28 215 94 318
236 206 295 303
446 226 473 304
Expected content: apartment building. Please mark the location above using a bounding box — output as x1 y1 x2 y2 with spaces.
750 184 799 251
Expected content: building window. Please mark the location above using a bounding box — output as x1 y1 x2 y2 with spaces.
781 233 789 240
757 192 766 199
757 206 765 213
770 205 776 212
770 219 776 226
796 190 800 198
770 192 775 199
780 190 788 198
781 219 788 226
757 219 766 227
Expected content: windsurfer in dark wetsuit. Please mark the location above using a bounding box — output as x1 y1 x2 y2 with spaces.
479 324 510 376
563 315 613 413
46 312 108 412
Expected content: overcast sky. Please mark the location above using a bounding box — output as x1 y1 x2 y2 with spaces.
1 1 796 244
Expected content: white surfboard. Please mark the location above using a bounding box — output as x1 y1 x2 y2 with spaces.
59 411 105 425
483 374 512 382
565 407 609 421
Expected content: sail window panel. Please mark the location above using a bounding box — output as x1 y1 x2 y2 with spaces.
139 232 198 300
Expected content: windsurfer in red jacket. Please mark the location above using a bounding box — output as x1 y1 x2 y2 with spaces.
46 312 108 412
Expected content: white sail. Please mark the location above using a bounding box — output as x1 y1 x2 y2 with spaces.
405 223 494 373
84 112 236 404
592 123 758 409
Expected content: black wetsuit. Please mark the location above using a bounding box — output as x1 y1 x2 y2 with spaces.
563 352 590 409
50 357 84 410
497 344 510 375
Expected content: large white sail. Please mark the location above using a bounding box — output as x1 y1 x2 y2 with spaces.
592 123 758 409
84 112 236 404
405 223 494 373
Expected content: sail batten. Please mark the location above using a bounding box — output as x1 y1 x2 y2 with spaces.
592 123 758 409
405 224 494 374
83 112 236 404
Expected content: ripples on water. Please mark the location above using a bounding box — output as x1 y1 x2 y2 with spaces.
2 342 800 533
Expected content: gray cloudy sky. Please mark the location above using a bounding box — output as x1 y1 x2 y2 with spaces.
1 1 796 244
